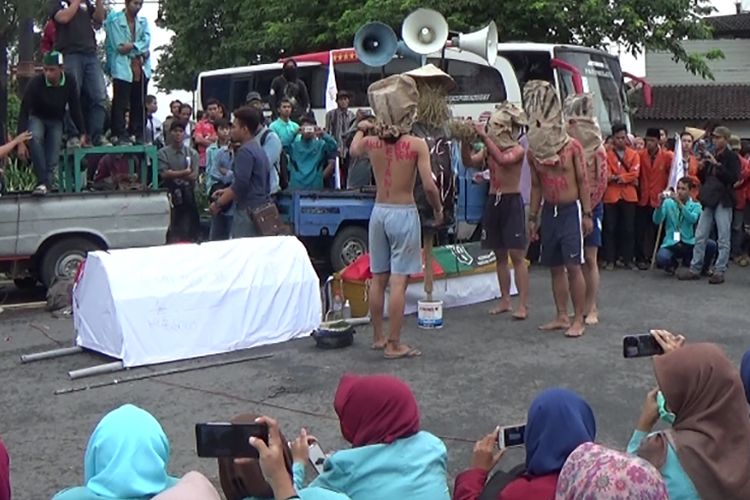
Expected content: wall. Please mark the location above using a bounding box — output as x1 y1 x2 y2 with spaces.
645 39 750 85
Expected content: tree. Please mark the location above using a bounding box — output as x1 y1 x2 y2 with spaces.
156 0 719 91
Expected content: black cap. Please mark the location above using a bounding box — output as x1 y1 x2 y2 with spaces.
245 91 262 103
645 128 660 140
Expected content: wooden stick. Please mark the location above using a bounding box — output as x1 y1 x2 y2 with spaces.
650 221 664 270
423 230 435 302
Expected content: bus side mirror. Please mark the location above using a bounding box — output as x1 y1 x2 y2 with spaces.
623 72 653 108
550 58 583 95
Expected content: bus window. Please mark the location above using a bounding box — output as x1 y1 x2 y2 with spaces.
200 75 231 112
334 59 421 107
431 59 507 104
252 66 327 110
230 77 252 111
496 51 554 91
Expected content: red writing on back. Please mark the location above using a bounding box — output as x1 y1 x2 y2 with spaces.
540 174 569 204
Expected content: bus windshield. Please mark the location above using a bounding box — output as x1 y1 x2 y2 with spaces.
553 48 629 135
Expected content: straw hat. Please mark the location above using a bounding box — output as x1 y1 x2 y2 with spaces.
685 127 705 141
403 64 457 92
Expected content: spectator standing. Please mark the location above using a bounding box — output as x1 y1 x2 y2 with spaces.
635 128 673 270
104 0 151 146
144 95 163 148
603 123 640 270
679 131 701 199
17 52 86 196
245 91 269 125
288 117 337 190
178 103 195 150
326 91 355 163
345 109 375 188
48 0 107 146
269 59 310 123
247 92 284 193
678 126 739 284
269 98 300 148
194 99 220 169
158 122 200 243
205 119 234 241
209 107 271 238
653 177 717 274
730 135 750 262
162 100 181 136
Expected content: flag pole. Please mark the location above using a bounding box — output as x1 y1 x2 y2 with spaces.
650 134 685 270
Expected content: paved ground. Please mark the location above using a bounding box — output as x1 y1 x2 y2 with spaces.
2 265 749 499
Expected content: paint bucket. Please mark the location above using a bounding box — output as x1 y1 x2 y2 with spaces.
417 300 444 329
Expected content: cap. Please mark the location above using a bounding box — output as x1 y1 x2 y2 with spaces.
245 91 262 103
645 128 661 140
712 126 731 139
43 51 64 66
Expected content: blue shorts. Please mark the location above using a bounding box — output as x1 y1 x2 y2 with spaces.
540 201 584 267
369 203 422 275
583 202 604 248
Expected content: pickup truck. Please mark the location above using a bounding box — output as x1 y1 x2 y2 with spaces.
0 191 170 287
277 159 488 271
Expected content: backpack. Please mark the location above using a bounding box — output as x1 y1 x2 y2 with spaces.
260 128 289 190
414 135 456 227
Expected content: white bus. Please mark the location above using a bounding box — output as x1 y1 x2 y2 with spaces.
196 42 642 135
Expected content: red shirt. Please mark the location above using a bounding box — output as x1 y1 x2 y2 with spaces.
454 468 558 500
637 147 673 208
193 118 217 167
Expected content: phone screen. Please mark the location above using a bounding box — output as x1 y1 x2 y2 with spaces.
622 334 665 358
308 441 327 475
195 422 268 458
498 424 526 449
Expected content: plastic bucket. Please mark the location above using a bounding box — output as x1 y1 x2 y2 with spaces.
417 300 443 329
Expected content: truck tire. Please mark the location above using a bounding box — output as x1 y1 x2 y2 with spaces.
39 237 102 287
330 226 368 272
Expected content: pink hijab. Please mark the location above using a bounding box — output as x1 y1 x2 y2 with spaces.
0 439 9 500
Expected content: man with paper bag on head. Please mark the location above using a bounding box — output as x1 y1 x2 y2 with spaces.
563 94 608 325
525 81 592 338
464 103 530 319
350 75 443 360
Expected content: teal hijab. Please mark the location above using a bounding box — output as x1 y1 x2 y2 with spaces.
53 404 178 499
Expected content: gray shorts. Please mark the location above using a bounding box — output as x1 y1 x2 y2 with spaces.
369 203 422 275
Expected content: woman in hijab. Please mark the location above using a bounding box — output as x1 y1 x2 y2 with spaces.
296 374 450 500
741 349 750 404
52 404 179 499
628 341 750 500
454 388 596 500
555 442 668 500
1 438 9 500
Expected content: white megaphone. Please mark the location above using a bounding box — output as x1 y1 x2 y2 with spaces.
354 22 399 67
452 21 498 65
401 8 449 55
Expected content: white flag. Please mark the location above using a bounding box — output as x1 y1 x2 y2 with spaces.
325 51 341 189
667 133 684 190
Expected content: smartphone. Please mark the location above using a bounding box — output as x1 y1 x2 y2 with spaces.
623 334 664 358
195 422 268 458
308 441 327 475
497 424 526 449
302 126 315 134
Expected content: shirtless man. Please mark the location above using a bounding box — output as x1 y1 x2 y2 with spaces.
464 104 529 319
524 81 592 338
350 75 443 359
563 94 608 325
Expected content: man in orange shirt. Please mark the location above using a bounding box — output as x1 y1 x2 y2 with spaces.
680 131 701 200
603 123 640 270
635 128 673 269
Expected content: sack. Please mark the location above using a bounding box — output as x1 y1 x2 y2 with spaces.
414 135 455 227
249 202 291 236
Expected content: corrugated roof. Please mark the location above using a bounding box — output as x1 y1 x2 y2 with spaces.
705 12 750 37
633 84 750 121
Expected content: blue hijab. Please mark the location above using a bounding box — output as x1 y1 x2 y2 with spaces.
524 388 596 476
53 404 178 499
741 349 750 404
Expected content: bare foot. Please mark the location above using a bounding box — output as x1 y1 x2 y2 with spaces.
384 343 422 359
584 310 599 325
512 305 528 320
538 317 570 331
489 300 512 315
371 340 387 350
565 321 585 338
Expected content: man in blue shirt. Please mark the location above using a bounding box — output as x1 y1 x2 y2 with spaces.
654 177 717 274
206 119 234 240
209 107 271 238
288 117 338 190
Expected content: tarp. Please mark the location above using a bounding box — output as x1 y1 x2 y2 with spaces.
73 237 321 367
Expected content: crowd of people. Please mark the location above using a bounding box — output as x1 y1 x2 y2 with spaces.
1 332 748 499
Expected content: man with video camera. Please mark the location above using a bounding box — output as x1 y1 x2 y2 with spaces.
678 126 740 284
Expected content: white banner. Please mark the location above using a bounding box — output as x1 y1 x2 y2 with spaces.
667 133 684 190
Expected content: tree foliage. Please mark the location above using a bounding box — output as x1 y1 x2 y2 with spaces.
156 0 718 91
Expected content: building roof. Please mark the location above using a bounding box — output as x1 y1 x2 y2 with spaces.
633 84 750 121
705 12 750 38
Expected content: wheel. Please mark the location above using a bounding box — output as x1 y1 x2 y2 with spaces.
13 277 38 290
330 226 369 271
39 237 102 287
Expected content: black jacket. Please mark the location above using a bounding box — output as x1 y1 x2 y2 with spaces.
698 148 740 208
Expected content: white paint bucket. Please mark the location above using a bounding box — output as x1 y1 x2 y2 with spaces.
417 300 444 329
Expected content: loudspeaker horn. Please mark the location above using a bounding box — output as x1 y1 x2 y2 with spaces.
354 22 399 67
453 21 498 65
401 8 449 55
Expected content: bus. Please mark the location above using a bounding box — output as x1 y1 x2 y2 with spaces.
196 42 641 136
